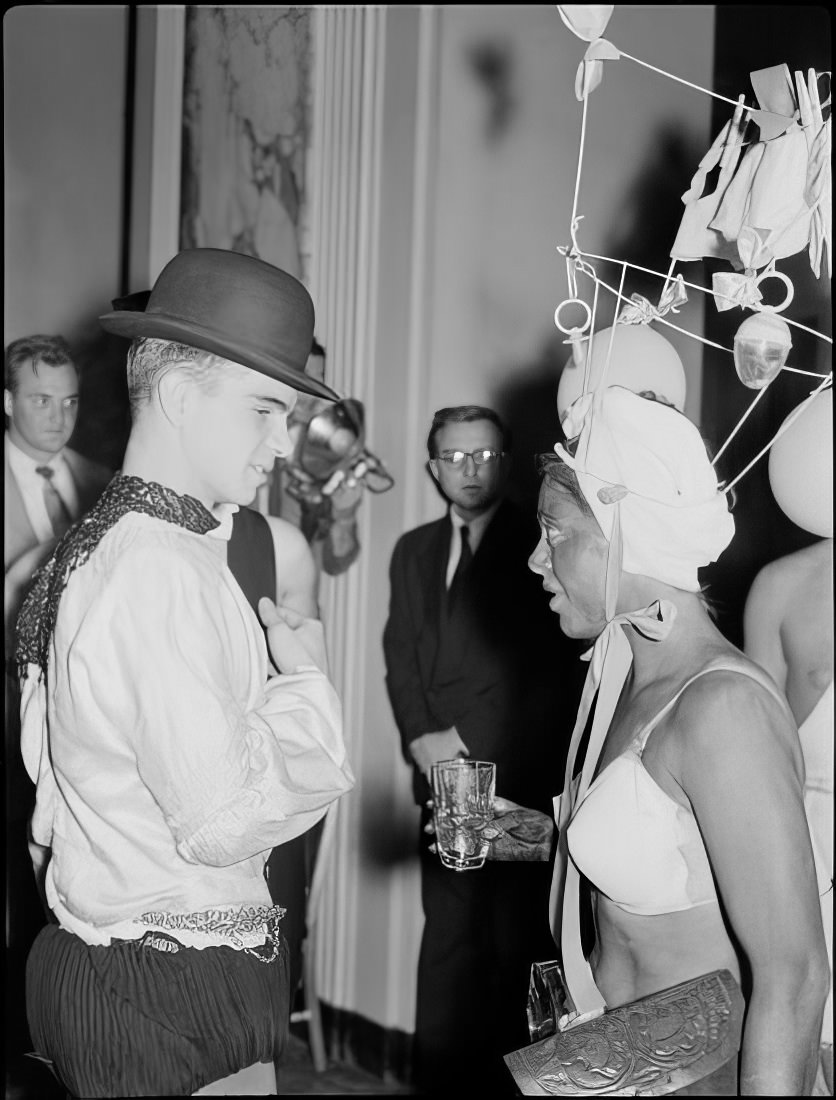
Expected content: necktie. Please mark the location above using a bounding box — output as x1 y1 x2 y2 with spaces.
446 525 473 612
36 465 73 538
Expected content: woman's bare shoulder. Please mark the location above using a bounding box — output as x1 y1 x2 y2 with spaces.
664 656 802 779
651 651 792 756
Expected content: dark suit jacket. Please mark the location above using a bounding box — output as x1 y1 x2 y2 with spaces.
4 434 113 569
383 498 577 810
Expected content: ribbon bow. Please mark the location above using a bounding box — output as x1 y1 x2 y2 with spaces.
618 275 688 325
712 270 763 312
578 598 677 680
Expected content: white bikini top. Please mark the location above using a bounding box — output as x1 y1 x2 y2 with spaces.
567 659 789 916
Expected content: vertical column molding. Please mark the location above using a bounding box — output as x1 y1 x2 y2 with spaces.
400 7 441 534
307 5 441 1031
306 4 386 1012
129 5 184 291
381 5 440 1027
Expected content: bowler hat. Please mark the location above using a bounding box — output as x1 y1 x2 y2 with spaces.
99 248 337 400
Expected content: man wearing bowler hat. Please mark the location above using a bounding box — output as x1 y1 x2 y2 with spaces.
14 249 355 1097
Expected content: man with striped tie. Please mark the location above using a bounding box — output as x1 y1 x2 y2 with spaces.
4 334 112 1094
4 334 112 571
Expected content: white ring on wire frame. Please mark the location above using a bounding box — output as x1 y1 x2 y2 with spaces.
753 270 794 313
554 298 592 335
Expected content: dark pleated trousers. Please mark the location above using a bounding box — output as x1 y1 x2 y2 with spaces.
26 924 289 1097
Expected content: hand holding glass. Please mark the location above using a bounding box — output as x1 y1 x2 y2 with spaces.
430 759 496 871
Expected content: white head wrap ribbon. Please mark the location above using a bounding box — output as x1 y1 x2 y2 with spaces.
547 387 735 1017
554 386 735 592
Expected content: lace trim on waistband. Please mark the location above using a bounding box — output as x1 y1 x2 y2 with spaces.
134 904 287 960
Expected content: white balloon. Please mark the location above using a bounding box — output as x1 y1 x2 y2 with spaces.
557 324 687 419
768 388 833 537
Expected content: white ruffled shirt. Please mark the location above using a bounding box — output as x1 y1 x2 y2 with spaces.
20 508 354 949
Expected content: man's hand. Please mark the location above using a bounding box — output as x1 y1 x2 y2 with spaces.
483 797 554 862
409 727 469 778
323 467 365 512
258 597 329 675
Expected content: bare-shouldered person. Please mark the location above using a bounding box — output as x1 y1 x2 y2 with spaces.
483 389 827 1096
745 536 833 1095
265 514 320 618
744 538 833 724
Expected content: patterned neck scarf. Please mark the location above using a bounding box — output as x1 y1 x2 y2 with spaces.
16 474 219 680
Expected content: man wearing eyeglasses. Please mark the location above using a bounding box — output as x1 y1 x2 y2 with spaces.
383 405 570 1095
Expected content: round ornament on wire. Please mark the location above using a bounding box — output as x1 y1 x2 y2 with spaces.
556 323 687 419
733 311 793 390
554 297 593 338
752 268 795 314
554 297 594 372
768 387 832 537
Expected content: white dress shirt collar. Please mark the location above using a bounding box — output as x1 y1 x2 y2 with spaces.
449 498 500 553
6 433 68 477
209 502 239 542
6 434 78 540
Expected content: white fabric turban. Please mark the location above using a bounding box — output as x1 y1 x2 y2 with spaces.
553 386 734 592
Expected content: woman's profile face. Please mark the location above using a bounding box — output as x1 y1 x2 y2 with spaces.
528 479 610 639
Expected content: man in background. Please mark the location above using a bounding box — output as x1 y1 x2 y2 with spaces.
4 334 111 570
4 335 112 1084
744 536 833 1095
383 404 575 1095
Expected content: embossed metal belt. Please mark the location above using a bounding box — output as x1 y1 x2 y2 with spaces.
504 968 744 1096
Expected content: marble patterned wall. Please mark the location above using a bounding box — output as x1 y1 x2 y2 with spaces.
180 7 312 281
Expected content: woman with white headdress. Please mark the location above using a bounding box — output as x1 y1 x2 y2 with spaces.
485 386 828 1095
